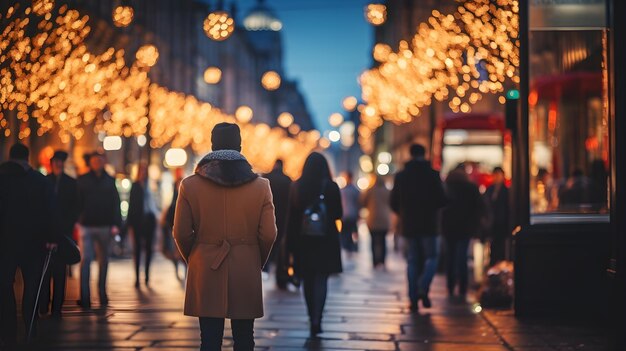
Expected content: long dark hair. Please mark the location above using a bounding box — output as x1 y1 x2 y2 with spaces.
297 152 333 206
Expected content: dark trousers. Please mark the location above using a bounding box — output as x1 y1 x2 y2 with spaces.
444 238 470 296
0 252 43 346
302 272 329 325
39 257 67 315
369 230 387 266
340 219 358 252
199 317 254 351
132 214 156 283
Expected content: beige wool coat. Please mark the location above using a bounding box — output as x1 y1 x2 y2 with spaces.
173 150 277 319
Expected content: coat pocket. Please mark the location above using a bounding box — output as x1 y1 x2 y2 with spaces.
210 240 231 270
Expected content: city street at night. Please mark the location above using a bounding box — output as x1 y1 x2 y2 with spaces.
1 0 625 350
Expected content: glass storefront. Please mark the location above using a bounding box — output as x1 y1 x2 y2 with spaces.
527 0 609 217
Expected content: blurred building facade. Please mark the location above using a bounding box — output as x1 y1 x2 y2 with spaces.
2 0 314 172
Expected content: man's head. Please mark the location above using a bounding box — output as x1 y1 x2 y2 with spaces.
409 143 426 159
9 143 29 161
492 166 505 184
211 122 242 152
50 150 68 176
88 151 105 173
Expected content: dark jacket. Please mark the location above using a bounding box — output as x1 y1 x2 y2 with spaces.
286 180 343 275
47 173 79 236
127 181 156 229
0 161 57 257
484 183 510 238
390 159 447 237
77 171 122 228
441 177 485 240
264 168 292 240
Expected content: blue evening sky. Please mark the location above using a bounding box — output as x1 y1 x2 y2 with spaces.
234 0 374 131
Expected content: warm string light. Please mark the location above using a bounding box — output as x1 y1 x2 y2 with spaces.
112 5 133 27
365 4 387 26
359 0 520 153
203 11 235 41
261 71 281 91
0 3 321 178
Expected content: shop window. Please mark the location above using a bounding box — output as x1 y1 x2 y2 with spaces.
528 0 609 217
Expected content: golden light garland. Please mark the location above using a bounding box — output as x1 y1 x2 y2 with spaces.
261 70 281 91
359 0 520 153
0 3 321 178
365 4 387 26
203 66 222 84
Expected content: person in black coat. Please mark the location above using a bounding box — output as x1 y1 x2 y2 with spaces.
127 163 158 288
484 167 510 265
286 152 342 337
441 167 485 298
76 152 122 308
39 151 78 318
161 167 185 280
263 160 292 289
0 144 57 347
390 144 447 312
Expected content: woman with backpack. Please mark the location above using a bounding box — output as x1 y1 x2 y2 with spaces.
286 152 343 337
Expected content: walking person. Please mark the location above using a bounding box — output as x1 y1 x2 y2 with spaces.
340 171 360 253
484 167 510 265
127 163 158 288
286 152 343 336
0 144 57 348
39 150 79 318
161 167 185 280
441 167 485 299
173 123 277 351
263 159 292 290
76 151 122 309
361 176 391 269
390 144 447 312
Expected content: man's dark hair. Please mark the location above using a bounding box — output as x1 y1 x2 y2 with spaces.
9 143 29 160
409 144 426 158
493 166 504 174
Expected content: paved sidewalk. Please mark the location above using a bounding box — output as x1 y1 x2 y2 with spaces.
19 233 608 350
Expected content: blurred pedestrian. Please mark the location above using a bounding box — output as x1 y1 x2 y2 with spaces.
263 159 292 290
173 123 276 351
127 163 158 288
76 151 121 309
39 150 78 318
484 167 510 265
390 144 447 312
340 171 360 253
161 167 185 280
361 176 391 269
441 167 485 299
0 144 57 347
286 152 343 336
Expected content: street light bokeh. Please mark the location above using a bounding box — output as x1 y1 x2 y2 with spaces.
204 11 235 41
203 67 222 84
261 71 281 91
32 0 54 15
136 44 159 68
328 112 344 127
277 112 294 128
342 96 358 111
235 105 254 123
365 4 387 26
113 5 134 27
165 148 188 167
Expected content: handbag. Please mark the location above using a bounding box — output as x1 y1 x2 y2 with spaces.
56 235 81 265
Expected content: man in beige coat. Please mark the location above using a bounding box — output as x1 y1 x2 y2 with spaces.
173 122 277 351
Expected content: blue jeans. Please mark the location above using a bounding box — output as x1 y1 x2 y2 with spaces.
199 317 254 351
444 238 470 296
405 236 440 303
79 226 112 306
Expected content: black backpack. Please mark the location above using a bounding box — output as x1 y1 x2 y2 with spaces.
301 181 328 237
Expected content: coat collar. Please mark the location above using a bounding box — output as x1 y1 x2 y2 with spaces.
195 150 258 187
